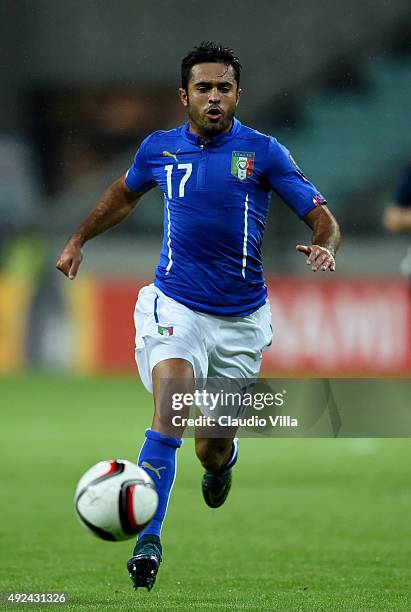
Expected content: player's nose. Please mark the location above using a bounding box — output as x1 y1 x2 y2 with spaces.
208 87 220 103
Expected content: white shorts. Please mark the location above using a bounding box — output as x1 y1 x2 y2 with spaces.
134 284 273 393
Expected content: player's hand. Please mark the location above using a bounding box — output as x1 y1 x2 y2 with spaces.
383 205 406 232
296 244 336 272
56 240 83 280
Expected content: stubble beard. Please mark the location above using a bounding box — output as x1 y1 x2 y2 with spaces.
188 105 234 139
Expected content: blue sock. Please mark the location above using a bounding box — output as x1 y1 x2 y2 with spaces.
224 437 239 470
137 429 182 540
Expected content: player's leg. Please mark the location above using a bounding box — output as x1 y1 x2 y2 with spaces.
195 434 239 508
195 436 233 473
137 357 193 539
128 357 193 591
128 284 207 590
195 302 272 509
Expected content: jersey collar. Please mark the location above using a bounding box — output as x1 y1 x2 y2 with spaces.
181 117 241 147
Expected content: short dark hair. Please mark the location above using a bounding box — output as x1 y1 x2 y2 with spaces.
181 41 242 91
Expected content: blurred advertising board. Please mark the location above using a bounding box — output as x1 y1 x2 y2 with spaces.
265 279 410 375
0 276 409 375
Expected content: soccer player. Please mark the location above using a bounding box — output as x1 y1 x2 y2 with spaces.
56 42 341 591
383 160 411 276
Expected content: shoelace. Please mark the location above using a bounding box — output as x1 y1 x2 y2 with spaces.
137 542 162 559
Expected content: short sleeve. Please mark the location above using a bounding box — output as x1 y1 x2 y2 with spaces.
125 135 156 193
266 137 326 219
394 164 411 208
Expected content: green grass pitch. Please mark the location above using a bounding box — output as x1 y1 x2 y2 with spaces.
1 373 410 611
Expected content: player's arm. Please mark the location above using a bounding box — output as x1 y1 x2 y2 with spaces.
265 137 341 272
56 176 146 280
383 163 411 232
383 204 411 232
296 205 341 272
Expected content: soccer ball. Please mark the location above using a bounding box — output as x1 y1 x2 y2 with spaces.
74 460 158 541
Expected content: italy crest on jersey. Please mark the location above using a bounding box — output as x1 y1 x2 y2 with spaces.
231 151 255 180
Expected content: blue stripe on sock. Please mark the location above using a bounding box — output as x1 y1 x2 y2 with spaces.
153 294 159 323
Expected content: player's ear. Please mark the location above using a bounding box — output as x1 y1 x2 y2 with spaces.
235 87 242 106
179 88 188 107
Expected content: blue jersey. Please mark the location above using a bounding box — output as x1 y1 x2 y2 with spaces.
395 164 411 207
125 118 326 316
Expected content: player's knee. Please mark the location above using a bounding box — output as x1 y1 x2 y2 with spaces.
195 439 231 472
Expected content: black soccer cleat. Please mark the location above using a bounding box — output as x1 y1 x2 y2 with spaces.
202 467 232 508
127 535 162 591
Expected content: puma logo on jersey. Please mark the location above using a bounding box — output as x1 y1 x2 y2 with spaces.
163 150 179 162
141 461 167 480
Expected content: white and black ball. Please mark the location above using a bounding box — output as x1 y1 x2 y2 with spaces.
74 460 158 541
